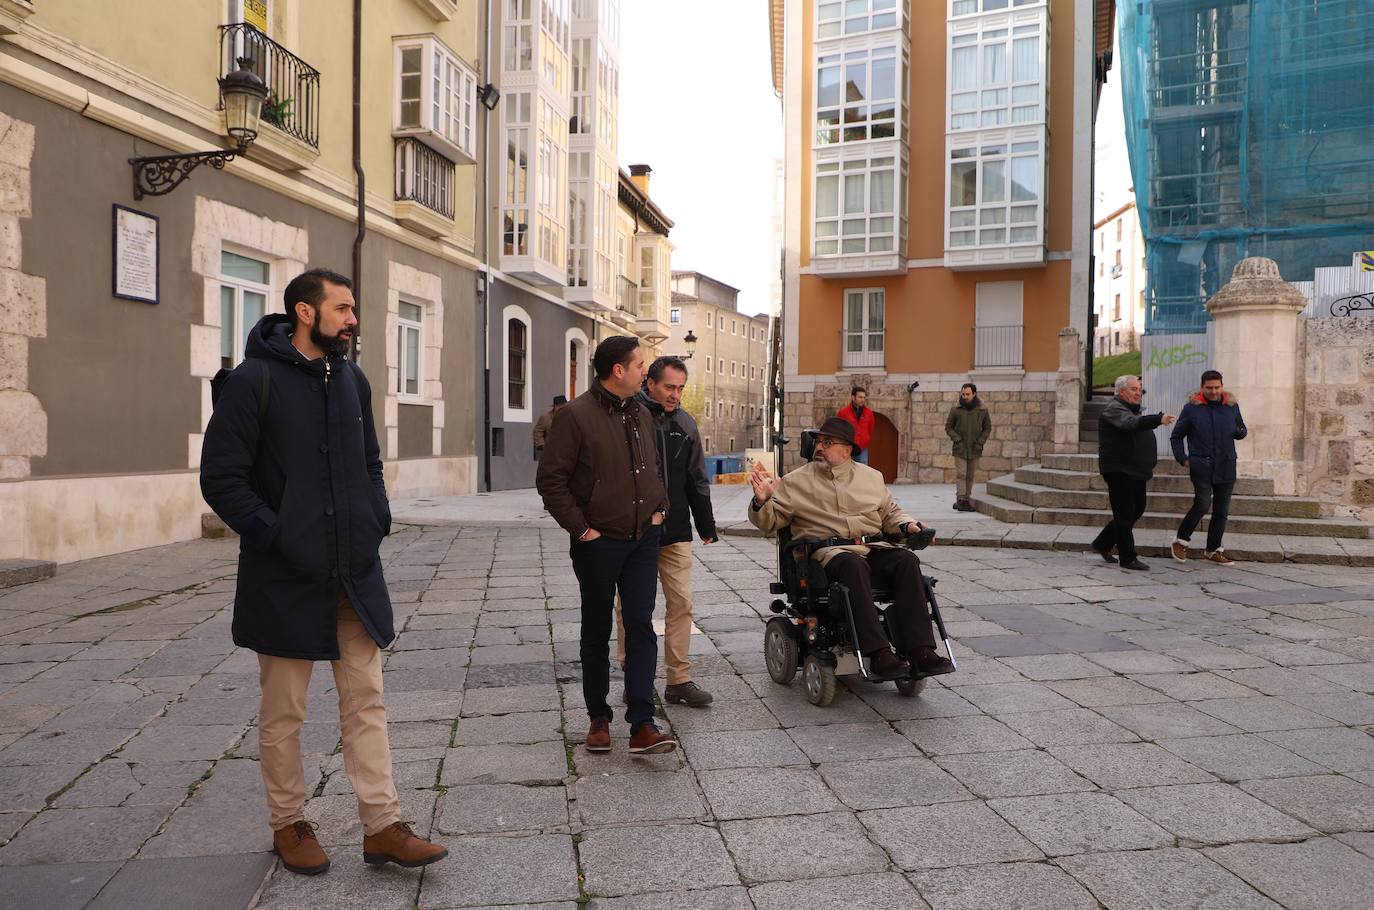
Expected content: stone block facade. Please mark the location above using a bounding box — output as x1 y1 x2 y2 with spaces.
1297 316 1374 524
782 374 1056 483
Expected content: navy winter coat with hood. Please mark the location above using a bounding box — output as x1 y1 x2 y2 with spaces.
200 314 394 660
1170 391 1248 485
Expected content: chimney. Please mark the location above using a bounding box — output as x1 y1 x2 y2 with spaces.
629 163 652 196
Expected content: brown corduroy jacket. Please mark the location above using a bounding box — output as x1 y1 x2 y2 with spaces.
537 381 669 540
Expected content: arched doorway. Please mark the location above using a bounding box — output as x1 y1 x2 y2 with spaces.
565 327 589 400
869 411 899 483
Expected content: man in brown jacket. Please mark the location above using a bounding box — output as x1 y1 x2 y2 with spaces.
537 335 676 755
748 417 954 679
532 394 567 459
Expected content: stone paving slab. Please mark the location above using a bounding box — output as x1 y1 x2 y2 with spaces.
0 515 1373 906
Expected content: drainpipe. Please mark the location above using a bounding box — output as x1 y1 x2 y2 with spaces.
351 0 365 363
481 0 495 492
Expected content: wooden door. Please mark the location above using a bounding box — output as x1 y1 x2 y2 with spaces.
870 411 898 483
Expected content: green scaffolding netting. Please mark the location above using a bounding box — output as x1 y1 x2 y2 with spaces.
1120 0 1374 334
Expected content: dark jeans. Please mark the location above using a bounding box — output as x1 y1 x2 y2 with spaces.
1092 472 1149 564
1177 478 1234 553
824 548 937 655
570 526 662 731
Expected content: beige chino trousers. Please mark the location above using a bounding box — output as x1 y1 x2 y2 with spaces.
615 541 695 685
954 456 979 501
256 596 401 836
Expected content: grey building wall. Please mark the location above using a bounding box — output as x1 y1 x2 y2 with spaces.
6 82 476 479
483 278 597 491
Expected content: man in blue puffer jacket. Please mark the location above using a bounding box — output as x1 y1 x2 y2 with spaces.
1170 370 1248 565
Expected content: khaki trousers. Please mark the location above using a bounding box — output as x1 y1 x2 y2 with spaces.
257 597 400 836
616 541 695 685
954 456 979 500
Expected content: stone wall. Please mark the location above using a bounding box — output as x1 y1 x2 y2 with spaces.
782 374 1056 482
1297 316 1374 523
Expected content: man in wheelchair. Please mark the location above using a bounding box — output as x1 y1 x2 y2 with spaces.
748 417 956 681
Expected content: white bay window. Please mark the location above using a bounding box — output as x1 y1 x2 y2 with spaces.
817 0 903 39
393 35 478 165
815 155 900 256
815 44 901 146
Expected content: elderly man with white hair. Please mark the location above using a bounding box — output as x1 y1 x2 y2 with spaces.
1091 375 1176 571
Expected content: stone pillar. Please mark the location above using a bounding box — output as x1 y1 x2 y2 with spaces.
1053 327 1083 454
1205 257 1307 494
0 112 45 481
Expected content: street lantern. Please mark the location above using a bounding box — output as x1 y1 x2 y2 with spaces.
220 57 270 147
683 330 698 359
129 57 269 199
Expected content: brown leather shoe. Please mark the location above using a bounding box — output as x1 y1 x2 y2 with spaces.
912 646 956 677
273 820 329 876
868 649 909 681
1171 539 1189 562
585 717 611 753
628 724 677 754
1205 549 1235 566
362 821 448 868
664 681 713 707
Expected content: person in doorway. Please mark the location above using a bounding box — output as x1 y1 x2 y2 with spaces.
747 417 954 679
837 386 875 465
200 269 448 877
1170 370 1247 566
945 382 992 511
533 394 568 460
1091 375 1176 571
537 336 676 754
613 356 718 707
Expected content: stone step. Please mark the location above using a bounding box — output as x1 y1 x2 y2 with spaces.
1043 452 1193 476
989 476 1321 519
969 486 1372 539
0 559 57 589
1014 465 1276 497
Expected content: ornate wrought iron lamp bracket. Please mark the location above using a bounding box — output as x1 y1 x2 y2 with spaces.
129 146 245 200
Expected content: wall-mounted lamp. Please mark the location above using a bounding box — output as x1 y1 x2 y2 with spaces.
129 57 268 199
478 83 501 111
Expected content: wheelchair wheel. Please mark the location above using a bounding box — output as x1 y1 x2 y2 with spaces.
895 677 927 698
802 654 837 706
764 619 799 684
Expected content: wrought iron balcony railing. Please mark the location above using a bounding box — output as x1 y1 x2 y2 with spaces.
220 23 320 149
395 138 455 219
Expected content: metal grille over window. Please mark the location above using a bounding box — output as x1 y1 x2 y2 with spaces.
842 288 885 369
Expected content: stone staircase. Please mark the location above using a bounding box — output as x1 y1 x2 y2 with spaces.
971 453 1373 540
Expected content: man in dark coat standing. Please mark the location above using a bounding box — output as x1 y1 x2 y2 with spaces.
537 335 676 755
613 356 718 707
1091 374 1176 570
944 382 992 512
201 269 447 876
1170 369 1248 565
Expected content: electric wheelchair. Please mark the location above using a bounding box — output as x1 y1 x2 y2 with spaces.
761 430 958 706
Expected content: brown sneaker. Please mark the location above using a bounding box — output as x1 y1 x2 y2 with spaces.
664 681 713 707
362 821 449 868
1205 549 1235 566
585 717 611 753
273 820 329 876
1171 539 1189 562
628 724 677 754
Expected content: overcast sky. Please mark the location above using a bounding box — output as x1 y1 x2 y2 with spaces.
1094 33 1135 220
618 1 783 317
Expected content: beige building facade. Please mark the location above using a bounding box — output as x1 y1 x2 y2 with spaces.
1092 199 1147 357
669 272 770 455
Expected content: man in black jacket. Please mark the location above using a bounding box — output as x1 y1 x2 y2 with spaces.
1091 375 1176 570
201 269 447 876
1170 370 1248 565
614 356 718 707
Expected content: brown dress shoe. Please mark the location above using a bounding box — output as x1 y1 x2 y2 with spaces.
664 681 713 707
628 724 677 754
362 821 449 868
912 646 956 677
273 820 329 876
585 717 612 753
868 649 909 681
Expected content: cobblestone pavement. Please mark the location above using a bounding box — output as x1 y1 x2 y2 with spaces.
2 514 1374 908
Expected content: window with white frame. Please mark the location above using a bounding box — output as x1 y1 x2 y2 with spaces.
842 288 885 368
817 0 902 38
503 305 533 420
706 312 712 327
504 0 533 71
397 301 423 398
536 96 568 269
815 154 901 255
570 37 592 135
503 92 532 256
394 36 478 164
705 356 712 373
815 43 900 145
731 361 737 377
947 138 1043 248
731 319 737 335
947 14 1044 132
220 250 269 369
974 280 1024 369
951 0 1043 16
670 307 680 324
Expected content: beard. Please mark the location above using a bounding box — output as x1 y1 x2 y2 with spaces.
311 322 352 358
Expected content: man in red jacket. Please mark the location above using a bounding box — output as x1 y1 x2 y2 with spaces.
837 386 875 465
